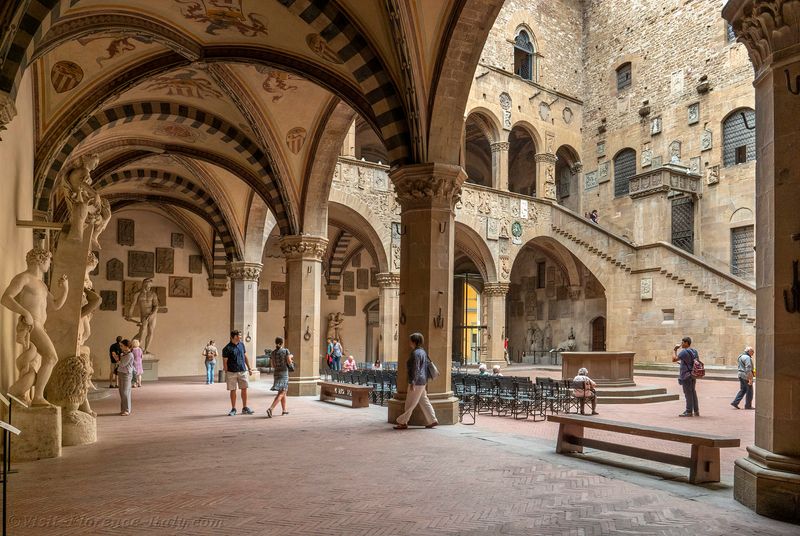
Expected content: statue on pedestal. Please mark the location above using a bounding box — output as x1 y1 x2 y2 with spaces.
78 252 101 346
556 327 577 352
126 278 159 352
1 248 68 406
327 312 344 346
60 153 111 249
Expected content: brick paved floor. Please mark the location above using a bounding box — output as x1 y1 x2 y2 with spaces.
7 375 793 535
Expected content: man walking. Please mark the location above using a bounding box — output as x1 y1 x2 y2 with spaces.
672 336 699 417
222 330 255 416
731 346 755 410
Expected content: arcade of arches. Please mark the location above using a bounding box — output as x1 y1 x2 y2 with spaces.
0 0 798 526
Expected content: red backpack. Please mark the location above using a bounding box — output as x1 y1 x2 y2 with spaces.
690 349 705 378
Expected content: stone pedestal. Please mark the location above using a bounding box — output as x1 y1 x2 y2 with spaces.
561 352 636 387
280 235 327 397
141 355 159 381
387 163 465 425
62 410 96 446
10 405 62 462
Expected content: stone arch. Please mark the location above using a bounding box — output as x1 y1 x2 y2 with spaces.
327 188 393 270
328 201 390 274
243 194 277 264
464 110 497 187
465 107 502 144
730 206 754 225
508 122 539 196
514 236 582 288
454 222 498 283
556 144 582 212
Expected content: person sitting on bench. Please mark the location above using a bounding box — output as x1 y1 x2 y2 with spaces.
572 367 598 415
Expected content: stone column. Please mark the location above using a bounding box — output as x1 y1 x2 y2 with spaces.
375 272 400 364
342 120 356 157
535 153 557 200
490 141 509 191
483 282 509 369
387 163 466 425
227 261 262 378
725 0 800 523
279 235 327 396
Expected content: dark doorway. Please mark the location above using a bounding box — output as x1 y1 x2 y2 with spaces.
591 317 606 351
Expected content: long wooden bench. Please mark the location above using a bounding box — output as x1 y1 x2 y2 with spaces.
547 414 740 484
317 381 373 408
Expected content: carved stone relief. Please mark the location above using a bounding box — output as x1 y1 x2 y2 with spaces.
669 140 682 163
171 233 184 248
706 164 720 185
155 247 174 274
168 277 192 298
486 217 499 241
189 255 203 274
701 129 713 151
344 295 357 316
258 289 269 312
342 271 355 292
598 162 610 183
271 281 286 301
585 171 598 190
650 116 662 135
596 141 606 157
640 278 653 300
90 251 100 275
641 146 653 168
127 251 154 278
356 268 369 289
689 157 701 175
688 103 700 125
100 290 117 311
117 218 134 246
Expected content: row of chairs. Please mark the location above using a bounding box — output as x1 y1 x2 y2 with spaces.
328 370 397 406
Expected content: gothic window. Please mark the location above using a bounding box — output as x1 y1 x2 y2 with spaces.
731 225 755 279
514 30 534 81
616 62 632 91
613 148 636 198
723 108 755 167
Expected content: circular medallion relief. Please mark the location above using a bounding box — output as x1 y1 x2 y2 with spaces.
563 107 573 124
511 221 523 238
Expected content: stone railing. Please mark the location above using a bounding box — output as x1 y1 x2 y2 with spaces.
629 163 702 199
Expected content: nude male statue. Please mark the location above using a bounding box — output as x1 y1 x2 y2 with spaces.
61 153 110 249
78 252 102 346
125 278 159 353
1 248 68 406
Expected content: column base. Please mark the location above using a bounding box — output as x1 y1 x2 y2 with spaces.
287 377 320 396
388 394 459 425
734 445 800 523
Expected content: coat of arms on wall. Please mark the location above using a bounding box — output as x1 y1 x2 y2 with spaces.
286 127 307 154
306 33 343 64
51 61 84 93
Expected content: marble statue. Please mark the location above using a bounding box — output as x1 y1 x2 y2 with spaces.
333 312 344 346
126 277 159 352
556 327 577 352
61 153 110 249
1 248 68 406
78 252 101 346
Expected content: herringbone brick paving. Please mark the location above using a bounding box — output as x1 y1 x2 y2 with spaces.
7 376 794 535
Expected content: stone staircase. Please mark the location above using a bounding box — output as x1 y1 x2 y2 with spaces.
595 385 680 404
548 204 756 325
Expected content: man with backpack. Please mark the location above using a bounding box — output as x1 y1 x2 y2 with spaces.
672 336 700 417
731 346 755 410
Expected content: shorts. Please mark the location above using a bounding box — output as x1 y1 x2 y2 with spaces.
226 371 249 391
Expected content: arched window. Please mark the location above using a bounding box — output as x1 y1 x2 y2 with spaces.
613 148 636 198
514 30 534 81
616 62 632 91
723 109 756 167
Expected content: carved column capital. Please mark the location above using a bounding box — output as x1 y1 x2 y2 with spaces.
389 163 467 210
0 91 17 140
226 261 263 281
724 0 800 74
534 153 557 165
490 141 510 152
375 272 401 288
279 235 328 261
483 282 510 297
207 276 230 297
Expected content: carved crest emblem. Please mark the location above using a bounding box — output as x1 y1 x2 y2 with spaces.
286 127 307 154
51 61 84 93
306 33 343 64
176 0 267 37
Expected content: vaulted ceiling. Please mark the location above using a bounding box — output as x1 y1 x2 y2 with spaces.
2 0 504 263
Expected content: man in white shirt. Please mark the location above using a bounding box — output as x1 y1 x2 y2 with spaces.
572 367 598 415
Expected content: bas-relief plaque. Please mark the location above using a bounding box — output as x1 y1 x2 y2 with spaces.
351 252 361 268
641 147 652 168
520 199 529 220
168 276 192 298
486 217 499 240
107 258 124 281
188 255 203 274
596 141 606 157
171 233 184 248
640 278 653 300
651 155 663 168
127 251 154 278
344 295 357 316
669 140 682 163
585 171 598 190
689 157 701 175
701 129 713 152
90 251 100 275
356 268 370 290
650 116 662 135
598 162 610 183
342 271 355 292
99 290 117 311
688 102 700 125
123 280 142 308
117 218 135 246
271 281 286 301
258 289 269 312
155 247 174 274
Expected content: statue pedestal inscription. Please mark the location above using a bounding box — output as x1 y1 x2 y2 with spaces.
11 405 62 462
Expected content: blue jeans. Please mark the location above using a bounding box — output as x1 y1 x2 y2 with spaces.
681 377 699 414
333 356 341 371
732 377 753 408
206 361 216 384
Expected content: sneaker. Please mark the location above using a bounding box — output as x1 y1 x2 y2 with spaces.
228 408 237 416
730 402 740 409
694 412 700 417
242 407 254 415
266 408 272 418
678 412 693 417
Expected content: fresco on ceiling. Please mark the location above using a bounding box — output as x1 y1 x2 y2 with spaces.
175 0 268 37
286 127 306 154
77 33 155 67
306 33 343 64
142 69 223 99
254 66 299 103
51 61 84 93
153 122 207 143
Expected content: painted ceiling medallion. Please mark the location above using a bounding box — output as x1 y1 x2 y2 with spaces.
50 61 84 93
154 122 202 143
306 33 343 64
286 127 307 154
142 69 223 99
255 66 300 102
175 0 267 37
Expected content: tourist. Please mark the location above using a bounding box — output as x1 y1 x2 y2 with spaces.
731 346 755 410
343 354 358 372
572 367 599 415
589 209 599 224
672 337 700 417
492 365 503 376
131 339 144 388
222 329 255 416
325 337 334 370
478 363 489 376
393 332 438 430
117 339 134 416
331 337 343 371
373 358 382 370
503 337 510 365
203 339 218 384
108 335 122 388
266 336 294 418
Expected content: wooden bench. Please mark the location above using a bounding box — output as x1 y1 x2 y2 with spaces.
547 414 740 484
317 381 373 408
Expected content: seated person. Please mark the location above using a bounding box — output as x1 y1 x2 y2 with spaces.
342 355 358 372
372 358 382 370
491 365 503 377
572 367 598 415
477 363 489 376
